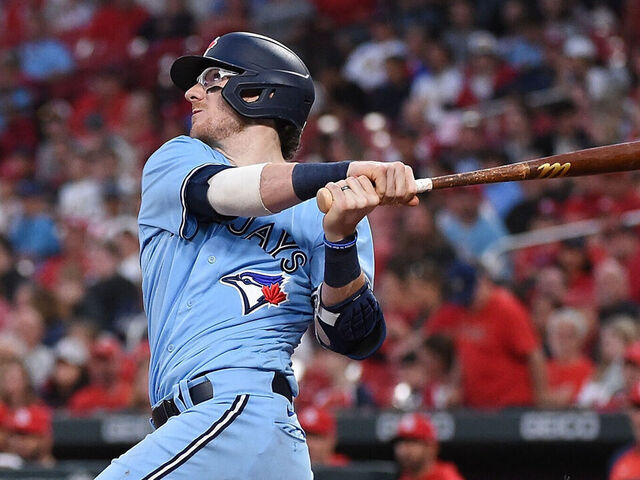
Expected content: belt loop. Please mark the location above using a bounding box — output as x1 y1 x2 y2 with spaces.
178 378 195 410
171 382 187 412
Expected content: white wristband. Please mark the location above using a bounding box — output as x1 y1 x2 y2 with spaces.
207 163 273 217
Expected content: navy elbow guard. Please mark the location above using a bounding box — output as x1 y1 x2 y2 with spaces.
313 283 386 360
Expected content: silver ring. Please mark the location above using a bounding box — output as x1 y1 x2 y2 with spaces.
341 186 351 191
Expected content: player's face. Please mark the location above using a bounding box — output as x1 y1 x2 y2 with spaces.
394 439 435 475
185 70 246 146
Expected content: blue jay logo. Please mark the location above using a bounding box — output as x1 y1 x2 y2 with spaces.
221 271 288 315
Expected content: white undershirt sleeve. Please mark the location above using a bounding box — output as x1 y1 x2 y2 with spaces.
206 163 273 217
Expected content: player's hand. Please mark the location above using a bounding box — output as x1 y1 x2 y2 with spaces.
322 176 380 241
346 161 419 207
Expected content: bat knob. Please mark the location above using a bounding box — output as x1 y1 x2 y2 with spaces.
316 187 332 213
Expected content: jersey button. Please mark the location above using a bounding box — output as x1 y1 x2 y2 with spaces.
186 300 193 308
167 344 174 352
208 256 216 264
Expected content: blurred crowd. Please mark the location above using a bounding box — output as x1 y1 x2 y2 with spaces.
3 0 640 468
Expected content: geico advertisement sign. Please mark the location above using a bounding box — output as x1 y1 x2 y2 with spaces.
520 412 600 441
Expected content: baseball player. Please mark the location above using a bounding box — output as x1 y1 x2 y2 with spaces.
96 31 418 479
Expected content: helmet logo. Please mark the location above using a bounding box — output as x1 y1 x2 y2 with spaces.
205 37 220 54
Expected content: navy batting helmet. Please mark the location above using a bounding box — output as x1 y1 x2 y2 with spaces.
171 32 315 130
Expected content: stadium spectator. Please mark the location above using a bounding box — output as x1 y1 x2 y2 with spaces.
298 406 349 467
609 381 640 480
56 151 104 223
16 11 74 82
545 308 594 406
608 341 640 410
77 240 140 335
537 100 592 158
579 316 637 408
391 335 458 410
612 228 640 304
69 69 130 137
114 227 142 285
0 235 26 304
296 348 376 410
426 261 547 408
456 31 518 106
421 335 459 409
594 258 639 322
392 349 429 411
41 336 89 408
128 343 150 413
36 219 90 292
480 150 524 220
397 203 456 267
0 359 54 466
3 402 54 467
43 0 95 37
443 0 475 64
0 49 37 137
409 40 463 127
9 181 60 262
435 186 508 264
0 401 22 469
8 303 54 390
528 266 566 337
370 56 412 121
561 34 629 103
498 0 546 75
34 100 76 187
403 260 444 330
393 412 464 480
68 335 132 415
117 91 161 166
251 0 314 44
81 0 149 68
343 19 406 91
555 237 595 308
137 0 195 42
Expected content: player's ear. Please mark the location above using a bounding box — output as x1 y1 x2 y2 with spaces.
240 88 262 103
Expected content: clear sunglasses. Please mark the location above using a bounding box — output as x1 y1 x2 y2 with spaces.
196 67 238 90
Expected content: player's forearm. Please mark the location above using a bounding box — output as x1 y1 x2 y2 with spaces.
260 163 298 212
206 162 351 217
321 272 366 307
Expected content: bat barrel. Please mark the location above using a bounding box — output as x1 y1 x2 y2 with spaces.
431 140 640 190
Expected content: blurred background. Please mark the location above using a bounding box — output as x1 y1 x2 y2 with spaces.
2 0 640 478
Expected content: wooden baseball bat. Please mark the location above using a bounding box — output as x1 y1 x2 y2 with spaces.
316 140 640 213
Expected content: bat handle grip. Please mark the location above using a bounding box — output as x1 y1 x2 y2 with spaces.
415 178 433 193
316 178 433 214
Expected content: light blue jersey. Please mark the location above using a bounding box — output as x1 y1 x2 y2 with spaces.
138 136 374 405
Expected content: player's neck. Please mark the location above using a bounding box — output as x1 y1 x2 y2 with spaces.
214 124 284 166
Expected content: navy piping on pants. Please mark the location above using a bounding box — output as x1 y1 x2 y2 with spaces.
141 394 249 480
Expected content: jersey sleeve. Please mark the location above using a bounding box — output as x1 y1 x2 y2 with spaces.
138 136 232 240
309 216 375 289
